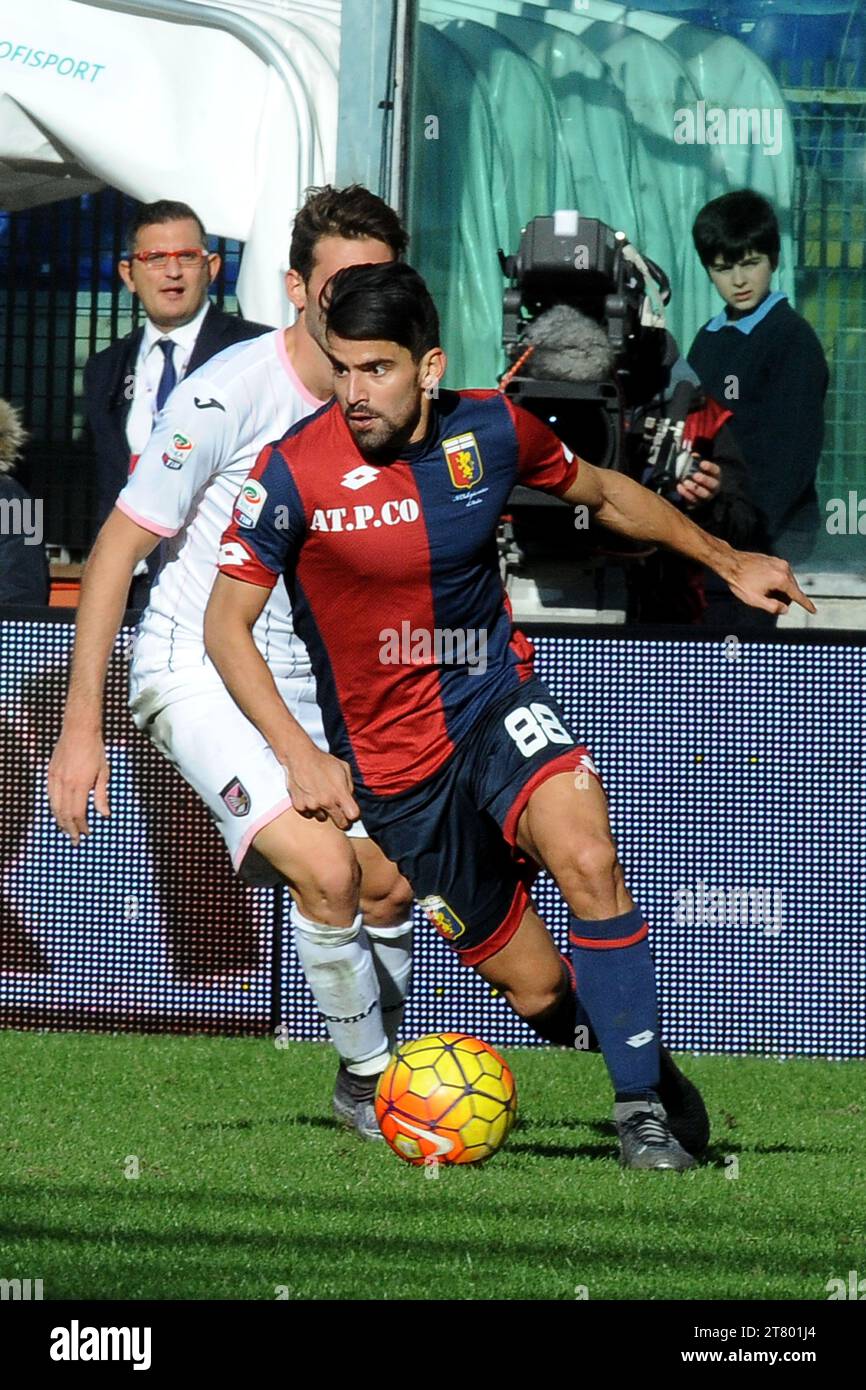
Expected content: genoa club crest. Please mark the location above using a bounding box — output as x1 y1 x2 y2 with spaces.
220 777 251 817
418 894 467 943
442 432 484 490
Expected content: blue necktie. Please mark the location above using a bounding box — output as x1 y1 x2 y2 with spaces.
155 339 177 411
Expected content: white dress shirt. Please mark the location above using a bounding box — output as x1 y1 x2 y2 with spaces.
125 297 211 459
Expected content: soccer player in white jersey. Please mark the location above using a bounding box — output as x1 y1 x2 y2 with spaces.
48 187 415 1139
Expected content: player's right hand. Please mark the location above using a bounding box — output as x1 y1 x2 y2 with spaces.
281 745 360 831
726 551 817 616
47 728 110 846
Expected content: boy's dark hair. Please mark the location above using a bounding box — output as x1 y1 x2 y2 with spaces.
124 200 207 254
290 184 408 284
322 262 439 361
692 190 780 270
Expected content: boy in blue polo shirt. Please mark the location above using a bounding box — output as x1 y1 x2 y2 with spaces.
688 190 828 629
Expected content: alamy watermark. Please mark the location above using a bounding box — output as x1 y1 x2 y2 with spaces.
50 1322 152 1370
0 496 43 545
672 881 783 935
0 1276 43 1300
826 491 866 534
673 101 783 157
379 622 488 675
826 1270 866 1299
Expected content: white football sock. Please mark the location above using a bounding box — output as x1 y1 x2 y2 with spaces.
362 917 414 1050
290 904 390 1077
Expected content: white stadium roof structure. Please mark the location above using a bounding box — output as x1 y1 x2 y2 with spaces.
0 0 409 325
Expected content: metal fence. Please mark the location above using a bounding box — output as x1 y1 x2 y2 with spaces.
785 57 866 569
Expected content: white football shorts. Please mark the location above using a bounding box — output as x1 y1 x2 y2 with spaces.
129 669 366 886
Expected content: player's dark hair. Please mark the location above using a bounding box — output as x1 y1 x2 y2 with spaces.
290 184 408 284
124 200 207 254
692 190 780 270
322 262 440 361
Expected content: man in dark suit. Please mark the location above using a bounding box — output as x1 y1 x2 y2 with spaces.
84 198 271 598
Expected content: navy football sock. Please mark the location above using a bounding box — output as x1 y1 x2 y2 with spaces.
569 907 660 1095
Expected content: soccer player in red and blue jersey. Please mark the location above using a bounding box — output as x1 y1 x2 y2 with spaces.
205 263 815 1169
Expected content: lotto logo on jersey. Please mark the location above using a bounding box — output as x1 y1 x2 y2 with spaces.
418 894 467 943
218 541 249 566
234 480 268 529
341 464 380 491
442 432 483 489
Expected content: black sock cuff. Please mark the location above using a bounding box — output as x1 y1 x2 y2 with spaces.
522 966 578 1047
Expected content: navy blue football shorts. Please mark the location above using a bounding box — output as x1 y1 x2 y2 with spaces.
353 676 602 966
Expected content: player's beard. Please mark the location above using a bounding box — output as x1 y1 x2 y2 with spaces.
344 396 424 457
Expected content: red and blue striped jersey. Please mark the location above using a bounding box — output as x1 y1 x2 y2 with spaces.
218 388 579 795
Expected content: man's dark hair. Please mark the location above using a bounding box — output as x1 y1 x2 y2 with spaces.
124 200 207 254
692 190 780 270
323 262 440 361
289 184 408 284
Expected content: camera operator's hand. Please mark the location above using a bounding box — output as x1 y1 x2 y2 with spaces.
726 552 816 616
677 456 721 508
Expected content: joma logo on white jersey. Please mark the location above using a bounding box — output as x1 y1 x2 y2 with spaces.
310 498 420 533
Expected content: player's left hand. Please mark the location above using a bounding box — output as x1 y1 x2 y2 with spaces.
677 456 721 508
726 551 817 616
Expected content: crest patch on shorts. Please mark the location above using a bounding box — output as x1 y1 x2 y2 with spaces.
418 894 467 943
220 777 251 817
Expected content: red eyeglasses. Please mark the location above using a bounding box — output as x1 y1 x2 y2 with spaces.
127 249 210 270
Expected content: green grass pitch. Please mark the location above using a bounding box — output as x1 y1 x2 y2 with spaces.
1 1032 862 1301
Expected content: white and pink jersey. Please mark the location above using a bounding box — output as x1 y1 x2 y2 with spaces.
116 329 325 702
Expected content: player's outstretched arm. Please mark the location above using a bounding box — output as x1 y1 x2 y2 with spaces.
560 461 817 618
205 574 360 830
47 509 161 845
